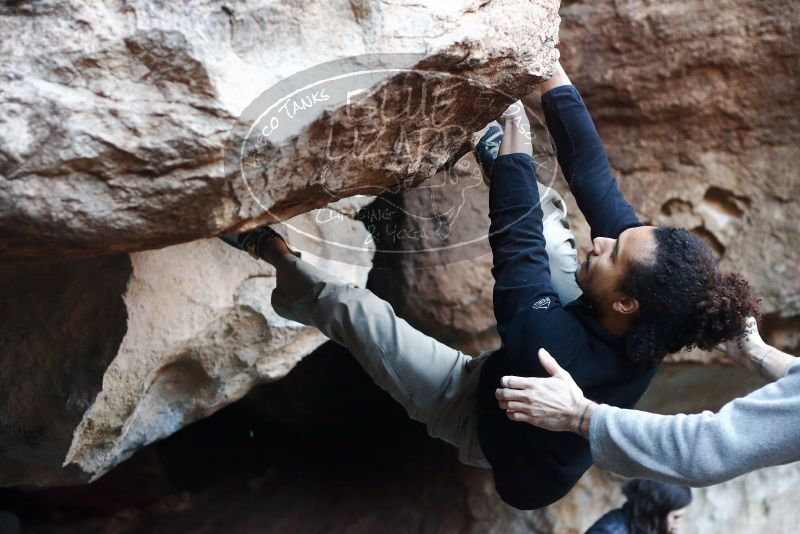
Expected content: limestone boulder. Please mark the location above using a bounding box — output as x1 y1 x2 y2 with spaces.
0 208 373 487
0 0 561 261
0 254 131 487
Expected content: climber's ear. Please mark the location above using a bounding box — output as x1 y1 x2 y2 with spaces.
612 296 639 316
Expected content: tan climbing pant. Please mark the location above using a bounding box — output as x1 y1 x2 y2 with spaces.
271 185 581 469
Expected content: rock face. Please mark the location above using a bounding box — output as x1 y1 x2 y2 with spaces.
0 254 131 487
0 0 560 261
0 208 373 487
0 0 563 486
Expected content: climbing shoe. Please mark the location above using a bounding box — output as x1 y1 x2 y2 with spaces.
473 123 503 186
220 225 301 261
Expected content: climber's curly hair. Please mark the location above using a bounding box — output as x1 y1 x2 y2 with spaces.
620 227 760 365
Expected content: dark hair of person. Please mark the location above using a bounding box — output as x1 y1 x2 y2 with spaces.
620 227 760 364
622 479 692 534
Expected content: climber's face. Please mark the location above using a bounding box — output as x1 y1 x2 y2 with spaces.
666 506 688 533
575 226 656 316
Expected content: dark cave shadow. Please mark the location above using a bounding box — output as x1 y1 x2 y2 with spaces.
1 341 445 528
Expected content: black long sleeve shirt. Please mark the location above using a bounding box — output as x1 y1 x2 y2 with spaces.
477 85 659 510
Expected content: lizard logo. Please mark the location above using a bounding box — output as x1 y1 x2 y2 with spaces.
531 297 551 310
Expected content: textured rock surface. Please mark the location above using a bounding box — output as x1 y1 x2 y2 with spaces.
0 207 373 487
0 254 132 487
0 0 560 260
0 0 561 485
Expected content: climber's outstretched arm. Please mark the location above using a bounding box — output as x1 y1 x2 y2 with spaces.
539 62 641 240
536 61 573 97
489 102 559 340
498 101 532 157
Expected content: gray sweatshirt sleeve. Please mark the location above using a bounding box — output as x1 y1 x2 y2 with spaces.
589 360 800 486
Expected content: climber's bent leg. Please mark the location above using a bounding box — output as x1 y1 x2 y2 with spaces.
267 187 580 466
271 254 490 468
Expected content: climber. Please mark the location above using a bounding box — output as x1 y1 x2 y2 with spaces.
469 60 757 509
221 60 758 510
495 318 800 487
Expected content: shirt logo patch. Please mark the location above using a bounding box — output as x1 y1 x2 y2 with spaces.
532 297 551 310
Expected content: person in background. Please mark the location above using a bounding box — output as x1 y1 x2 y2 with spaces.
586 479 692 534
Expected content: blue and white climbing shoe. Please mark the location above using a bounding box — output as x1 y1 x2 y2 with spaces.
473 122 503 186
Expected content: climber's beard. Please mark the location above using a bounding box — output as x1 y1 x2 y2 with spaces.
575 255 590 289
